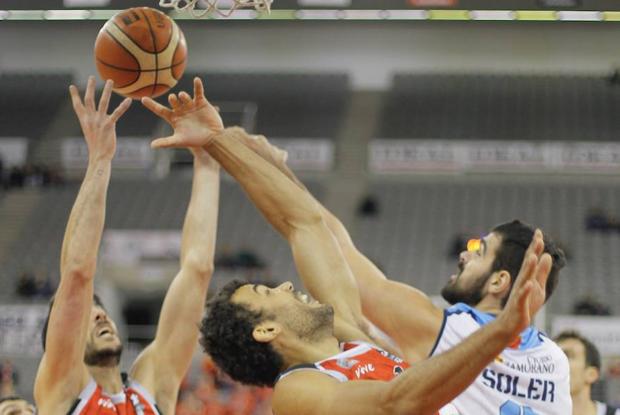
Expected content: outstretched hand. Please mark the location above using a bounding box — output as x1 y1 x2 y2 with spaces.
141 77 224 149
69 76 131 162
498 229 552 337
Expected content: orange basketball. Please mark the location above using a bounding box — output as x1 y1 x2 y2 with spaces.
94 7 187 99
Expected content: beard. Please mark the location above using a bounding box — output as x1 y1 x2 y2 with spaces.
84 344 123 367
288 304 334 342
441 267 494 306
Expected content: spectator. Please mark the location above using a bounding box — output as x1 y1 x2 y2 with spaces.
357 194 380 218
573 297 612 316
15 272 37 298
555 331 620 415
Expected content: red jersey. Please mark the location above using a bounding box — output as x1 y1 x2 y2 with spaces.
277 341 409 383
68 378 161 415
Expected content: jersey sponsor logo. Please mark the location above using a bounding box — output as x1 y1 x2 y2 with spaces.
496 355 556 374
380 349 405 364
97 398 116 409
481 368 555 403
336 358 358 369
355 363 375 378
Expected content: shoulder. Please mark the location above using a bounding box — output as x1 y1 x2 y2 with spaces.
273 370 340 415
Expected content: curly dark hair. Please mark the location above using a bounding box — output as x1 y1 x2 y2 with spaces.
492 220 566 306
200 280 285 387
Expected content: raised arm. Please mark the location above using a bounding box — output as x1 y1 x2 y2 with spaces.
141 79 370 344
225 134 443 361
34 78 130 409
130 146 220 403
274 236 552 415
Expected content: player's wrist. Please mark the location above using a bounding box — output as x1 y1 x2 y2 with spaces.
489 316 521 345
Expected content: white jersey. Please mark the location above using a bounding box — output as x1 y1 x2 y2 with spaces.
431 303 572 415
597 401 620 415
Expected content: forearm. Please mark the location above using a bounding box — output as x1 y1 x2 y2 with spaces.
388 320 514 414
60 159 111 278
180 154 220 274
204 127 322 237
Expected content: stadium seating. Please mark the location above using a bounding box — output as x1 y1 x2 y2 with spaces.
0 72 73 140
378 74 620 141
354 178 620 315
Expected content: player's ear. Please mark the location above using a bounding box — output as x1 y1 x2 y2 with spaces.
489 270 511 296
253 321 282 343
585 366 600 385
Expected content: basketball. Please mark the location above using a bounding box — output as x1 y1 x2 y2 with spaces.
94 7 187 99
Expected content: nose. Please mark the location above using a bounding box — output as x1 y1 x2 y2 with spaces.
459 251 470 265
94 309 108 323
278 281 294 292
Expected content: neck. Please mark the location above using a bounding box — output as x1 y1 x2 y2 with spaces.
572 387 597 415
88 364 124 394
281 334 342 369
475 297 503 315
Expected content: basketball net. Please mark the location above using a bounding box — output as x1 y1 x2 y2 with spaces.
158 0 273 18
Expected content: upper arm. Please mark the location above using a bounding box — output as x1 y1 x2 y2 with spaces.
273 371 391 415
131 261 212 393
288 219 371 341
341 244 444 361
35 272 91 406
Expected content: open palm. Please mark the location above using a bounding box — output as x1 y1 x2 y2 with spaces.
499 229 552 336
142 77 224 149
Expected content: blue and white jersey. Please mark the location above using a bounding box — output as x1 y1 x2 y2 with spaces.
431 303 572 415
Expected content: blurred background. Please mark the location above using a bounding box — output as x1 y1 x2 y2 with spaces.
1 0 620 412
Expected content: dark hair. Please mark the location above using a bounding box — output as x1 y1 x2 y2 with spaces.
200 280 285 387
41 294 105 351
491 220 566 306
555 330 601 371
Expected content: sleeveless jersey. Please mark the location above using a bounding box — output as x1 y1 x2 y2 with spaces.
278 341 409 382
68 377 162 415
277 341 459 415
431 303 572 415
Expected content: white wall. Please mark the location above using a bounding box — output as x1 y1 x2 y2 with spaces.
1 20 620 89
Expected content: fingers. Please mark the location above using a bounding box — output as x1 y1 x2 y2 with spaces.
69 84 84 113
178 91 192 106
141 97 172 121
534 253 552 290
168 93 180 110
109 98 132 123
84 75 96 110
514 253 537 291
517 280 533 315
98 79 114 114
194 77 205 101
151 135 183 149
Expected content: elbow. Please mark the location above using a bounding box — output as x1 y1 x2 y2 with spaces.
285 200 325 231
182 252 214 279
62 262 96 283
381 384 426 415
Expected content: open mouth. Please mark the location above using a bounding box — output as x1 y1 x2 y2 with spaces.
295 292 318 305
97 326 114 337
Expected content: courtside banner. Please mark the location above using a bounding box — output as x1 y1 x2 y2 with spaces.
552 315 620 356
370 140 620 173
0 304 48 357
269 139 334 171
0 137 28 167
61 137 154 169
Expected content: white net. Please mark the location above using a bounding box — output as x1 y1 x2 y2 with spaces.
158 0 273 18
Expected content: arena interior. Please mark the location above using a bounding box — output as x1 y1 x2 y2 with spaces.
1 0 620 413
